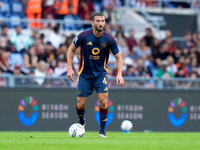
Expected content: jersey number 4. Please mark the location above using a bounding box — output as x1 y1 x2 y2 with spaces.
103 77 107 85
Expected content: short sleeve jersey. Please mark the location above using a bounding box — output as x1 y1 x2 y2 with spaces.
73 29 119 78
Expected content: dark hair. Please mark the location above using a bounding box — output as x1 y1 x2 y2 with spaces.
92 12 104 21
146 27 152 32
1 25 8 30
53 24 59 32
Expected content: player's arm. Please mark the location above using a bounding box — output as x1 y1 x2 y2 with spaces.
114 52 124 86
67 43 77 81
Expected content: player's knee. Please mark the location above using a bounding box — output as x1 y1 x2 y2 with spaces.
77 102 85 110
99 100 107 109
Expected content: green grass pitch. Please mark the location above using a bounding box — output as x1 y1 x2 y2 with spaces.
0 132 200 150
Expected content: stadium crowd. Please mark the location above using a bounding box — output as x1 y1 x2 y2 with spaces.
0 0 200 88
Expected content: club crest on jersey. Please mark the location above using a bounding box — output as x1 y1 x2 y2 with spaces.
101 43 106 48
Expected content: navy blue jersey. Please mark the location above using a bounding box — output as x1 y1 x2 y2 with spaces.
73 29 119 78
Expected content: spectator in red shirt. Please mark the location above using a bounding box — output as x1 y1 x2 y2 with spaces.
125 29 137 56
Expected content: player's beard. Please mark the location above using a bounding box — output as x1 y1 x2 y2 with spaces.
95 25 104 33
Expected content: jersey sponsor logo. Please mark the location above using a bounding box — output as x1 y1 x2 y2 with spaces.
90 47 100 60
92 47 100 55
101 43 106 48
87 41 92 45
104 87 108 91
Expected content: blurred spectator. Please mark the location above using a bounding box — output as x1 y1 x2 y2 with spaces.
171 1 191 8
0 69 6 87
48 59 57 75
115 29 125 41
0 36 9 51
55 0 68 20
104 23 112 33
1 25 9 42
107 52 116 69
185 71 200 89
125 28 137 56
36 43 49 62
10 25 34 53
65 34 76 48
134 59 150 77
93 0 103 12
121 48 134 72
31 27 40 40
187 58 199 74
24 68 39 86
48 24 62 49
192 30 200 48
102 0 120 30
68 0 79 15
161 29 172 44
125 65 135 77
133 38 151 60
166 55 177 74
42 70 67 88
176 56 188 77
78 0 95 28
103 0 121 8
143 28 154 47
117 38 128 54
181 30 195 50
172 46 182 64
0 46 9 72
151 38 160 58
57 43 67 61
155 43 169 61
156 60 174 78
13 65 25 86
51 59 67 76
165 37 176 54
42 13 57 29
44 42 57 62
23 46 38 71
24 0 42 28
42 0 56 19
34 60 48 85
55 0 79 20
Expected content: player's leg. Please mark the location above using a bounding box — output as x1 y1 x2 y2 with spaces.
95 72 109 137
76 97 87 126
76 75 93 126
98 92 108 134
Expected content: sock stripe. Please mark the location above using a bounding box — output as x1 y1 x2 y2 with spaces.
100 107 108 114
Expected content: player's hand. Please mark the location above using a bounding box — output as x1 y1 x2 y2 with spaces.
67 69 75 81
116 75 124 86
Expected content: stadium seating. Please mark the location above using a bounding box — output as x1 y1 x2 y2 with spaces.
10 0 24 16
0 0 11 17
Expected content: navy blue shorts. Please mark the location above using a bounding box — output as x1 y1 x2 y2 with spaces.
77 72 109 97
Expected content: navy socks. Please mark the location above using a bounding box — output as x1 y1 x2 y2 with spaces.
99 107 108 132
76 106 85 125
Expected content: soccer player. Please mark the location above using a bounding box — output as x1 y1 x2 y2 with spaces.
67 12 124 138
